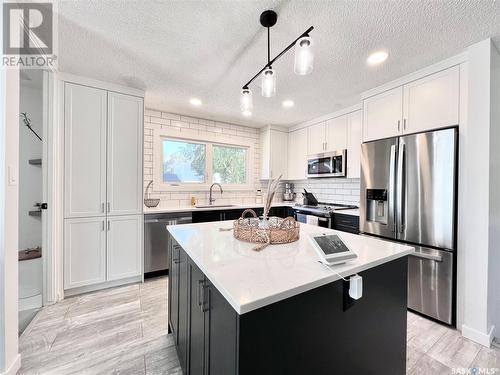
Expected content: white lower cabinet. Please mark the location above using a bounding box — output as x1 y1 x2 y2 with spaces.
64 217 107 289
107 215 142 281
64 215 142 291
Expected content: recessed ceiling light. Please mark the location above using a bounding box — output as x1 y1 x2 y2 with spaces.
367 51 388 65
189 97 202 106
282 100 294 108
242 110 252 117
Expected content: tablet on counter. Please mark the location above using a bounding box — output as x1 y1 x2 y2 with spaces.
309 233 358 265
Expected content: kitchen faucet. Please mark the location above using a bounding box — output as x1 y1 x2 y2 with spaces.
209 183 223 205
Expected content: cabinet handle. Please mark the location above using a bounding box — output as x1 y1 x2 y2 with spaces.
397 120 401 131
102 220 105 231
403 119 406 131
172 245 181 263
101 203 105 213
107 202 110 213
202 284 210 313
197 279 204 310
107 220 110 231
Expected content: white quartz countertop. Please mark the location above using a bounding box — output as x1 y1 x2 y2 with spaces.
144 202 296 214
167 222 413 315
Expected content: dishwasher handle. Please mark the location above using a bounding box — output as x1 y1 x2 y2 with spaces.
145 217 192 224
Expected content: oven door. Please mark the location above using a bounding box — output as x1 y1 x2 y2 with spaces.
295 212 331 228
307 156 332 177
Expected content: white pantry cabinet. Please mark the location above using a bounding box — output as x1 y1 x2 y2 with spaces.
363 66 459 142
307 122 326 154
287 127 308 180
326 115 348 151
64 215 142 289
63 78 144 293
107 215 142 281
261 127 288 180
346 110 362 179
107 92 143 216
64 84 107 218
64 217 106 289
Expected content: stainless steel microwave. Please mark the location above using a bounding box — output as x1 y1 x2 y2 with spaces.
307 150 347 178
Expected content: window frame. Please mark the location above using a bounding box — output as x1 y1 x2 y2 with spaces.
153 127 254 191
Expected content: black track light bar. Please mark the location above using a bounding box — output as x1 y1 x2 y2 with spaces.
242 25 314 90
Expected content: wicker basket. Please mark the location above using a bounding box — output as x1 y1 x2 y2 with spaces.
144 198 160 208
233 209 300 251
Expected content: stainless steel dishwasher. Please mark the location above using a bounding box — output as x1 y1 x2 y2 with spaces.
144 212 192 276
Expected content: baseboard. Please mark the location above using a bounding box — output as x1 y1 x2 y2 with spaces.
19 293 42 311
1 353 21 375
64 276 142 297
461 324 495 347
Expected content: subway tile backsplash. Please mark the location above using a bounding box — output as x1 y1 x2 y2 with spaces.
143 108 360 209
290 179 360 206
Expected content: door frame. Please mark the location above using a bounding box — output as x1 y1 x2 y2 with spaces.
42 71 64 304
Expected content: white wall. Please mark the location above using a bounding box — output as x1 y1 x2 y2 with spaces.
0 66 21 374
19 84 43 250
488 42 500 339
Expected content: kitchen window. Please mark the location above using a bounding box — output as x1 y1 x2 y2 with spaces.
154 131 253 191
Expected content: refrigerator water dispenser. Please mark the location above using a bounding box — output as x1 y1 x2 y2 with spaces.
366 189 388 224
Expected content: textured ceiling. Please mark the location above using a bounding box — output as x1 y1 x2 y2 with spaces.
57 0 500 127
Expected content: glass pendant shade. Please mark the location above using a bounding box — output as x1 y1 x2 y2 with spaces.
261 67 276 97
294 36 314 75
240 88 253 113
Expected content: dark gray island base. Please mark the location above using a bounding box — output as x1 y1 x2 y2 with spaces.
168 239 408 375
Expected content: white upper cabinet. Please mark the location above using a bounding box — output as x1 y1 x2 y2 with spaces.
403 66 459 134
347 110 362 179
107 215 142 281
107 92 144 216
363 86 403 142
261 128 288 180
287 127 308 180
64 83 107 218
325 115 348 151
307 122 326 155
363 66 460 142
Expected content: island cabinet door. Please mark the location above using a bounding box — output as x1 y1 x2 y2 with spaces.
168 242 180 343
188 260 206 375
205 281 238 375
177 247 190 373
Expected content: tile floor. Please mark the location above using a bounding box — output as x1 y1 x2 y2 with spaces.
18 277 500 374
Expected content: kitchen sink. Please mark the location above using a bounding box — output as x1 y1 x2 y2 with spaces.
195 204 239 209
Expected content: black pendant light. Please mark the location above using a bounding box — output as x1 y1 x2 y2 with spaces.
240 10 314 116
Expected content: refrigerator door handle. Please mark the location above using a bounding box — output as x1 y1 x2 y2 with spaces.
389 145 397 233
410 252 443 262
396 143 406 234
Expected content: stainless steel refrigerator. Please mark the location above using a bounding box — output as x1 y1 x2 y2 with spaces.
360 127 457 325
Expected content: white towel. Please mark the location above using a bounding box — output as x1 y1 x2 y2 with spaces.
306 215 319 226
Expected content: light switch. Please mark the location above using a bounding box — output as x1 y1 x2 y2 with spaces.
8 165 18 186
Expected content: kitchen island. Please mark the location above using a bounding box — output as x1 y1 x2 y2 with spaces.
167 221 414 375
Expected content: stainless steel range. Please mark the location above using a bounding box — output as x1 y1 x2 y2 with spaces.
294 202 357 228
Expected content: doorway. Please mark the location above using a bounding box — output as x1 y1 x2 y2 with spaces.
18 69 45 334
